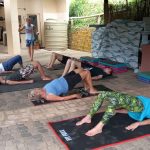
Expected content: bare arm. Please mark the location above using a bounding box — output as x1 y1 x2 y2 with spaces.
18 26 25 32
33 26 38 35
6 79 34 85
126 119 150 131
46 93 81 101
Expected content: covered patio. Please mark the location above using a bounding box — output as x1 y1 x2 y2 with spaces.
0 0 150 149
0 49 150 150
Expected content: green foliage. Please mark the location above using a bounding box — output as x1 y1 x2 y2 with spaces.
69 0 87 17
109 0 150 21
69 0 103 28
69 0 149 29
69 0 103 17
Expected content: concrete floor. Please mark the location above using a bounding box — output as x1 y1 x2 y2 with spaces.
0 49 150 150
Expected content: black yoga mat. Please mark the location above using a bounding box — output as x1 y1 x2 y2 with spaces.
56 74 117 80
48 113 150 150
0 68 19 76
31 85 112 106
0 67 60 93
43 63 65 70
0 79 50 93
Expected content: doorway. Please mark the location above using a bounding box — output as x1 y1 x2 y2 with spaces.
27 14 41 44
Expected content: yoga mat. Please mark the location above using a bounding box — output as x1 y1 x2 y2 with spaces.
0 68 20 76
0 67 61 93
137 76 150 84
138 72 150 80
98 58 127 68
48 113 150 150
31 85 112 106
0 79 50 93
56 74 117 80
43 63 65 70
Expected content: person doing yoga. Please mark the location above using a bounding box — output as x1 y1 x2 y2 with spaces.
76 91 150 136
46 52 70 69
0 55 23 73
28 69 98 101
62 58 112 79
0 61 51 85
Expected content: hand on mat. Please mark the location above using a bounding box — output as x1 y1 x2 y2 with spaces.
79 89 90 98
31 99 46 104
80 88 98 97
125 122 140 131
75 93 82 99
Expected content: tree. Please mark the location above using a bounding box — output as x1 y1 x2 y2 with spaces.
69 0 88 17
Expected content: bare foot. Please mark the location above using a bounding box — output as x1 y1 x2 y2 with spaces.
89 88 99 95
44 65 53 69
85 123 103 136
42 76 52 81
85 128 102 137
76 115 91 126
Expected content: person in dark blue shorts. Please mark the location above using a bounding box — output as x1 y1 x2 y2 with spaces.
0 55 23 73
0 61 51 85
19 18 38 61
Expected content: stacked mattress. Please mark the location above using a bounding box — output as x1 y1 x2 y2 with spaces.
80 56 128 73
137 72 150 83
92 19 144 72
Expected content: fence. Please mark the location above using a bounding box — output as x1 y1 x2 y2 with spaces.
68 13 104 52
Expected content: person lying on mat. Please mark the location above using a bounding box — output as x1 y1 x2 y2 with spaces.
0 61 51 85
28 69 98 101
62 58 112 80
0 55 23 73
45 52 71 69
76 91 150 136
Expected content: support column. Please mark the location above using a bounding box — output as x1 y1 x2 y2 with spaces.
104 0 109 25
4 0 21 55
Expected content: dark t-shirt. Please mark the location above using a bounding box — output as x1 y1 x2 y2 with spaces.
5 71 23 81
6 64 34 81
81 62 106 77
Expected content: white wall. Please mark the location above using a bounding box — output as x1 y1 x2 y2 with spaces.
17 0 43 25
42 0 68 21
55 0 68 21
43 0 57 21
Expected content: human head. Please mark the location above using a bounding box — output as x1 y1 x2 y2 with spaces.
103 67 113 77
26 18 32 25
28 88 42 100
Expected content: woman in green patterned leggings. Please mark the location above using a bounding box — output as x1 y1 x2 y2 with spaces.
76 91 150 136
